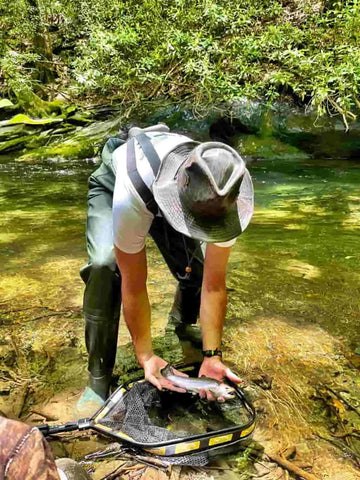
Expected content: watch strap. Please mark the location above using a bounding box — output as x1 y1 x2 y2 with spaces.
202 348 222 358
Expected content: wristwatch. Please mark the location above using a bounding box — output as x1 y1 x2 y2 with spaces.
202 348 222 358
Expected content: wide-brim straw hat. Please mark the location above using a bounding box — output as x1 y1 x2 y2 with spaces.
153 141 254 243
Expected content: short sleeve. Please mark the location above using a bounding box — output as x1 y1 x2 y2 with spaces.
212 237 237 248
112 179 154 254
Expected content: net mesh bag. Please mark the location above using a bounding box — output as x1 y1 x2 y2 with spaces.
98 381 209 466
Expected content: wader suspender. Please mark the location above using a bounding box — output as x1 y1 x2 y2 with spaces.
126 133 160 216
126 133 202 280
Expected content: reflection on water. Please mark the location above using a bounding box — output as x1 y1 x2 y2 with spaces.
0 155 95 271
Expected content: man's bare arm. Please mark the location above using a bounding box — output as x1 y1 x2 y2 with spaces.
200 243 231 351
115 246 152 365
199 243 243 400
115 245 187 392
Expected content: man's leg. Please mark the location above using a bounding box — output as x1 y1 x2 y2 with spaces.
80 164 121 400
149 216 204 332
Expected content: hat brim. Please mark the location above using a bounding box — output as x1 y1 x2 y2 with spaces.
153 144 254 243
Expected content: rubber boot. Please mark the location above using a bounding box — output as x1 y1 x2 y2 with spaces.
167 285 202 346
85 314 119 399
89 373 112 400
76 313 118 417
75 375 110 418
56 458 92 480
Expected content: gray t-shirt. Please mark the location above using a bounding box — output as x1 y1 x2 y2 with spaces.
112 132 237 253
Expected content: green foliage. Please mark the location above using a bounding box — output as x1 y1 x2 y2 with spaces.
0 0 359 120
2 113 62 125
233 443 259 473
0 99 15 108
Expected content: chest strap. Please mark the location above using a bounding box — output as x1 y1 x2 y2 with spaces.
126 134 160 216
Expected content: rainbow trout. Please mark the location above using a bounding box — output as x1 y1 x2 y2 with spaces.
162 365 236 400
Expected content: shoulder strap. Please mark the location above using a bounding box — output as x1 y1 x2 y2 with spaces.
134 132 161 176
126 138 159 216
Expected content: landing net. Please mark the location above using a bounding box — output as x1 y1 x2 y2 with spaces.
92 365 255 466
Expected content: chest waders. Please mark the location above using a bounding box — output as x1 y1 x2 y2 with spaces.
81 132 204 400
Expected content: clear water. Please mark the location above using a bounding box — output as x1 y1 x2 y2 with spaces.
0 126 359 400
228 151 360 348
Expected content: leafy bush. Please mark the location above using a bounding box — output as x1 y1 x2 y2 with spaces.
1 0 359 121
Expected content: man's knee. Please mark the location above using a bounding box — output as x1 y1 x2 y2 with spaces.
92 259 117 277
92 245 117 270
82 260 121 319
81 253 117 282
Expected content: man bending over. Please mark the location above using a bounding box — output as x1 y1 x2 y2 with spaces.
78 124 254 410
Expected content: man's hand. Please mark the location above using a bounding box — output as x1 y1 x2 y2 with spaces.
198 356 243 402
142 355 188 393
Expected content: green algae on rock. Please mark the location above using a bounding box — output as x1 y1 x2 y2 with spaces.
1 114 63 126
18 140 95 161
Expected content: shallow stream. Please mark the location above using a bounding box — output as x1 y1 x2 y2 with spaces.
0 113 360 477
1 122 359 350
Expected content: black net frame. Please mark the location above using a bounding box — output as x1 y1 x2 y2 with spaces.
91 364 256 457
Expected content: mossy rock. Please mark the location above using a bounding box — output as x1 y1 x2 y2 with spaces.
229 99 267 135
145 103 217 140
10 116 123 160
0 124 39 144
235 134 307 160
0 134 40 153
14 88 65 118
65 112 93 126
0 124 77 153
18 139 95 161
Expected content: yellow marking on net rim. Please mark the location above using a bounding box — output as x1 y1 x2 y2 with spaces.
95 424 112 432
96 426 133 441
111 387 126 404
145 446 167 456
209 433 233 446
175 441 200 454
94 406 110 422
114 431 133 441
240 423 255 437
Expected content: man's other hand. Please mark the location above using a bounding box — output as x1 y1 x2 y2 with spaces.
198 356 242 402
